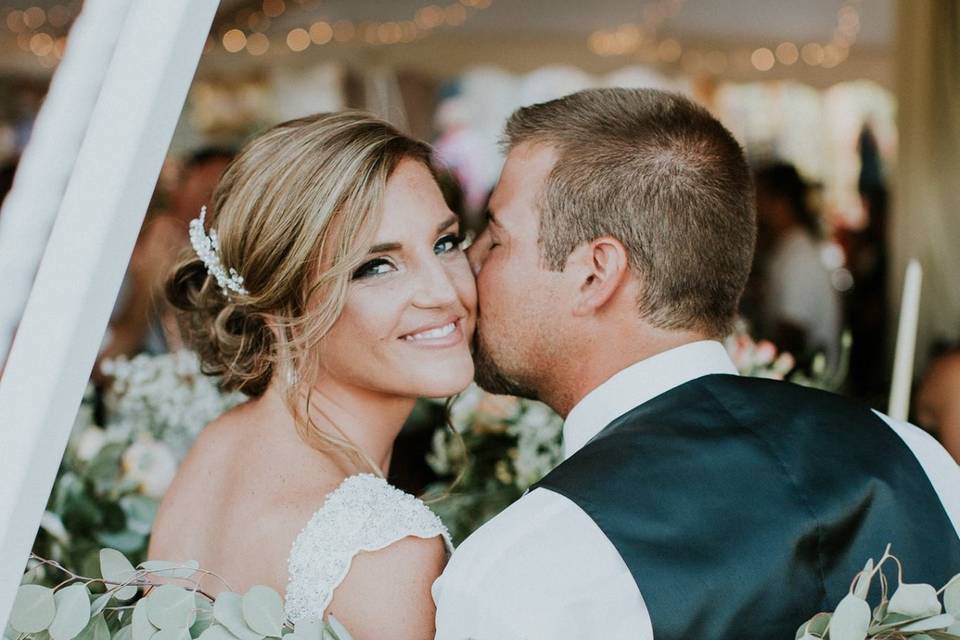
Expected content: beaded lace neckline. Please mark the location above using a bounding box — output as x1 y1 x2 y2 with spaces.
284 473 451 622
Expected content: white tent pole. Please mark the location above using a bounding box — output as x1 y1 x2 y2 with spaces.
0 0 132 366
0 0 219 627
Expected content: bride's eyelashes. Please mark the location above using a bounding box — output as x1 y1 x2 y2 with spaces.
434 233 464 255
351 232 464 281
352 257 396 280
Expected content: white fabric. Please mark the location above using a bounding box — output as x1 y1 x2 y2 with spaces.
765 228 841 363
433 340 960 640
285 473 450 623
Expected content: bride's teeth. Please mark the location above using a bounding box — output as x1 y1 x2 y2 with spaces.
405 322 456 341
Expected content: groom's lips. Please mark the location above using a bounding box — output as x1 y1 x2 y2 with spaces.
399 316 465 348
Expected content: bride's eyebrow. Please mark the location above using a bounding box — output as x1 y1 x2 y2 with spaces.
437 215 458 232
366 216 460 254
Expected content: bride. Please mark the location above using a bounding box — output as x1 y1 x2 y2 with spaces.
147 112 476 639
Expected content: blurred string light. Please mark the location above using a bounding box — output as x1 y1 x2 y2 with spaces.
1 1 80 68
1 0 492 67
589 0 864 74
211 0 493 56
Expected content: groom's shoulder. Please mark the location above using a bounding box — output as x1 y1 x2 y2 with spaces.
448 487 582 574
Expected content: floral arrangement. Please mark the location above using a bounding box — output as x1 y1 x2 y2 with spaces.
425 386 562 544
33 353 245 583
9 549 352 640
426 322 850 543
797 545 959 639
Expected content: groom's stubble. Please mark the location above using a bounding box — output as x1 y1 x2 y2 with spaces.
471 319 541 401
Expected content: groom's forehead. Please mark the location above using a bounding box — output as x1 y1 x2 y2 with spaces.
493 142 558 219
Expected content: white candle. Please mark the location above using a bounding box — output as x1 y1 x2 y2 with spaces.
888 259 923 421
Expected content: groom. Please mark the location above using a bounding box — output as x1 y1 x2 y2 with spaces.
432 88 960 639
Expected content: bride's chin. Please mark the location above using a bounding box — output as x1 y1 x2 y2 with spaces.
417 361 476 398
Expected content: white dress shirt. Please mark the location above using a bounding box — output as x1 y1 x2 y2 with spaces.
433 341 960 640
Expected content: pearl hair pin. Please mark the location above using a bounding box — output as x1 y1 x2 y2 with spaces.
188 206 249 297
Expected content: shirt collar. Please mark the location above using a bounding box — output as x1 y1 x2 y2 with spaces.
562 340 738 460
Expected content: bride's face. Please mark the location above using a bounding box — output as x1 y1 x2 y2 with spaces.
317 158 477 399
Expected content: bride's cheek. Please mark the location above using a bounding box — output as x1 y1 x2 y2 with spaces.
450 258 478 311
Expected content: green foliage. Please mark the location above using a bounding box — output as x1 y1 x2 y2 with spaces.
12 550 353 640
34 353 246 588
797 545 960 640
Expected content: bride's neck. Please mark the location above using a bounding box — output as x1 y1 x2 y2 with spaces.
263 377 416 475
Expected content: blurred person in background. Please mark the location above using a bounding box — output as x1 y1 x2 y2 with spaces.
916 343 960 464
753 162 841 366
96 147 234 371
839 122 890 400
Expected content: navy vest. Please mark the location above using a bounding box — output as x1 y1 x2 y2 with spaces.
533 374 960 639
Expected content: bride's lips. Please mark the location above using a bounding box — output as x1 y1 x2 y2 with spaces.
399 317 465 349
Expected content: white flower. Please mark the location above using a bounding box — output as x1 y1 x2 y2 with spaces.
74 427 107 462
102 350 245 459
122 435 178 498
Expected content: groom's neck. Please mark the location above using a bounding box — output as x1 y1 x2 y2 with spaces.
544 327 710 418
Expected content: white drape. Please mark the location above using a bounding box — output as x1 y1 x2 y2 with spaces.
891 0 960 373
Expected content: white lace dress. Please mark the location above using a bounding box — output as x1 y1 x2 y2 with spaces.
284 473 452 623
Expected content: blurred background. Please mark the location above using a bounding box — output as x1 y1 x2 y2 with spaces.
1 0 958 571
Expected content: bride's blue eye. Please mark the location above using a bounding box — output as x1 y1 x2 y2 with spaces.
435 233 463 255
352 257 395 280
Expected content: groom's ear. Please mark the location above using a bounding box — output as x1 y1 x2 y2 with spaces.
570 237 630 317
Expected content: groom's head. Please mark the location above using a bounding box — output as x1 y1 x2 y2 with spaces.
468 88 755 409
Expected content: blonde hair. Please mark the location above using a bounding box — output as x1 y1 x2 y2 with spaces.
167 111 434 475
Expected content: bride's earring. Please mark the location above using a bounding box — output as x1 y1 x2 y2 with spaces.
285 363 300 387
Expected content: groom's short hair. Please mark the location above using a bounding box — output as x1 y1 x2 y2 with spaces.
504 88 755 338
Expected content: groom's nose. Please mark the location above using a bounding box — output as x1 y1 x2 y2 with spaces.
466 232 490 275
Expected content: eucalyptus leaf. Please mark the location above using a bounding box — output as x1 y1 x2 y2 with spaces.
945 575 960 616
889 583 942 618
198 625 241 640
190 595 214 637
324 617 352 640
75 615 110 640
150 630 190 640
853 558 874 600
145 586 195 631
806 612 830 636
829 593 871 640
49 584 91 640
112 626 132 640
138 561 199 581
872 601 888 624
131 597 158 640
99 550 138 602
900 614 957 633
90 594 112 618
212 593 264 640
10 585 56 634
292 619 323 640
241 587 283 638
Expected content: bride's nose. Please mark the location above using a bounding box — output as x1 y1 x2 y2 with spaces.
412 256 460 308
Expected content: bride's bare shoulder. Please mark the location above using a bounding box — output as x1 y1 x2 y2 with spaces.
147 401 342 588
327 535 446 640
